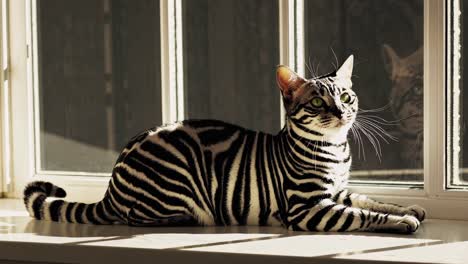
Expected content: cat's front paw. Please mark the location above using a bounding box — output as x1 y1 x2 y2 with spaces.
406 205 426 222
395 215 420 234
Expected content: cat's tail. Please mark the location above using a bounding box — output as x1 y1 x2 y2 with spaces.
24 181 119 224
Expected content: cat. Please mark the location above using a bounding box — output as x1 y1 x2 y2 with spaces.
382 44 423 168
24 55 426 233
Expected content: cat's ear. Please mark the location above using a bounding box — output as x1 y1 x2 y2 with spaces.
336 55 354 80
334 55 354 88
276 65 307 101
382 44 401 80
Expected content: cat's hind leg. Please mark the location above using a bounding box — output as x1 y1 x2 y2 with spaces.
126 202 198 227
334 189 426 221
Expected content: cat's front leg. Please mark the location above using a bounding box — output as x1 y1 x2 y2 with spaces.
287 199 420 233
334 189 426 221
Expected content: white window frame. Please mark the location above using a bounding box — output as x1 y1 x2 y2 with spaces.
2 0 468 218
0 0 8 198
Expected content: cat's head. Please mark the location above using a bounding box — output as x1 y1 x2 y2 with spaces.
382 44 423 135
277 55 357 141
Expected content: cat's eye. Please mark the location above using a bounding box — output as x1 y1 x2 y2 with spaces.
413 85 423 95
311 97 324 108
340 93 351 103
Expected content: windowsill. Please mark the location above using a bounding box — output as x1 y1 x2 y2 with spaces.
0 199 467 264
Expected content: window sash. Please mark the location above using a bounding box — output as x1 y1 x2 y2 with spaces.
3 0 468 220
446 0 468 189
0 0 7 196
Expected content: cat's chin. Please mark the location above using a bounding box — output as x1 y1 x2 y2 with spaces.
318 125 352 143
326 120 353 130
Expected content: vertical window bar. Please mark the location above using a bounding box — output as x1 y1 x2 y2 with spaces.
279 0 304 128
161 0 184 123
2 0 11 195
175 0 184 121
287 0 304 74
287 0 295 71
447 0 463 187
30 0 41 175
424 0 445 195
167 0 178 122
0 0 6 195
295 0 304 77
160 0 175 123
452 0 461 186
279 0 289 128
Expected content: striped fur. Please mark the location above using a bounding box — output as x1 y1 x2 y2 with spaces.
24 56 426 233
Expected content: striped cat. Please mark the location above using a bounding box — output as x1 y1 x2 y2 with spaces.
24 55 426 233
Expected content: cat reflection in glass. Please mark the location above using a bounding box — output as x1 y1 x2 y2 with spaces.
383 44 423 169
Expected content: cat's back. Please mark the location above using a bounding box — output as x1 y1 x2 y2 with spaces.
126 119 262 155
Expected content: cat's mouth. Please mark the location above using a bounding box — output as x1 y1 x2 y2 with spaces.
335 118 353 127
400 118 423 133
319 119 351 129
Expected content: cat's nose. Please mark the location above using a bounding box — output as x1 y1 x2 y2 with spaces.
332 109 344 119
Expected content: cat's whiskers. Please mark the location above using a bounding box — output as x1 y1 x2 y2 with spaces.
358 127 365 160
350 125 364 160
306 55 320 79
353 111 401 162
305 59 315 78
315 63 321 77
313 137 322 172
350 103 409 161
303 138 314 163
353 121 383 161
357 118 398 142
358 123 388 159
330 47 339 71
358 114 405 125
288 123 306 156
356 115 396 128
358 102 393 114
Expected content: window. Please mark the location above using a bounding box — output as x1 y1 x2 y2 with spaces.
3 0 468 219
182 0 281 134
448 0 468 189
36 0 281 176
303 0 424 184
36 0 162 174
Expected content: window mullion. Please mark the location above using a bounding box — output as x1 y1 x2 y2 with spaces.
174 0 184 121
9 0 33 198
1 0 12 196
0 0 5 196
279 0 304 128
160 0 184 124
278 0 288 128
423 0 445 197
445 0 468 192
160 0 175 124
294 0 304 77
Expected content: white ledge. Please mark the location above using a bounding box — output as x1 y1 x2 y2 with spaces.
0 199 467 264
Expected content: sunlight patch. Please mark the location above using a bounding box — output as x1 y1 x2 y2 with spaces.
185 234 437 257
81 233 279 249
0 209 29 217
0 233 117 244
338 240 468 264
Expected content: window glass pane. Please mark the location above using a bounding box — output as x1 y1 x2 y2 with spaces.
37 0 161 173
304 0 424 184
449 0 468 187
182 0 280 134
